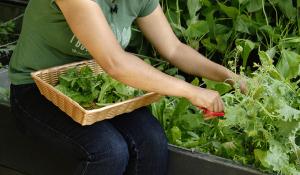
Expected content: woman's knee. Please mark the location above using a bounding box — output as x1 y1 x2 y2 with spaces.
142 120 168 158
84 132 129 165
75 124 130 175
78 135 129 175
138 108 168 153
112 107 168 158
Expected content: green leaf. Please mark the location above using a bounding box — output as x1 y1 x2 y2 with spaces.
184 20 209 39
266 47 277 60
203 78 232 95
259 25 280 42
254 149 269 168
276 50 300 79
187 0 202 23
175 75 185 80
265 141 290 172
258 51 273 67
238 0 249 5
235 15 251 34
175 113 204 130
191 77 200 86
165 67 178 76
246 0 263 12
276 121 300 139
235 39 256 67
201 38 217 51
151 98 168 129
277 0 297 19
215 34 229 53
223 106 248 127
169 126 182 144
172 98 190 118
277 104 300 121
206 9 217 39
218 2 239 19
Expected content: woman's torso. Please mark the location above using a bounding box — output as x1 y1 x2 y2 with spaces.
9 0 158 85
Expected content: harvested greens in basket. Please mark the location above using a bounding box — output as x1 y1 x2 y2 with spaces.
55 66 143 109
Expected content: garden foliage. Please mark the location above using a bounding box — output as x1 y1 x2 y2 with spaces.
147 0 300 174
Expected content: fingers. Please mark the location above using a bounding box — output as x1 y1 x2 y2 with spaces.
207 92 224 112
240 82 248 94
213 99 219 112
218 98 224 112
213 98 224 112
191 88 224 113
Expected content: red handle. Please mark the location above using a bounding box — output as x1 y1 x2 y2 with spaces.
198 107 225 118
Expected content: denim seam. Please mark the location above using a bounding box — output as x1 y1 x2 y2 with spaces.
81 161 90 175
116 129 140 175
12 98 92 160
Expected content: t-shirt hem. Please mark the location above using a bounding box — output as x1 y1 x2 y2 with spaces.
9 75 35 85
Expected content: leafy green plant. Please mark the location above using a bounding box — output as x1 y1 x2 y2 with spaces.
158 0 300 68
55 66 143 109
0 15 22 57
152 50 300 174
0 86 10 106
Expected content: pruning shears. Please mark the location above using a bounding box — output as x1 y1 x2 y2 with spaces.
198 107 225 120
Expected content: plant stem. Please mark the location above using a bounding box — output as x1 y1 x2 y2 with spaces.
298 0 300 35
176 0 181 27
262 0 269 26
0 40 17 48
0 14 24 27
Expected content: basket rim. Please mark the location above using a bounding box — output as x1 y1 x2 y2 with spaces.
30 60 92 77
86 92 162 114
30 60 162 114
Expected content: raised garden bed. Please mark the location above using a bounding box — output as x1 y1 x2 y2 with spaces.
168 145 269 175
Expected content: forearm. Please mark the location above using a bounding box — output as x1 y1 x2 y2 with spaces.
96 51 195 98
168 43 238 84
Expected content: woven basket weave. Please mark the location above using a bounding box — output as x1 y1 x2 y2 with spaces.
31 60 162 125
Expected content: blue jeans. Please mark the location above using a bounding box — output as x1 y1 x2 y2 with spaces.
10 84 168 175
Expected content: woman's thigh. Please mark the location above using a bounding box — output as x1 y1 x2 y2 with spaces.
10 84 129 175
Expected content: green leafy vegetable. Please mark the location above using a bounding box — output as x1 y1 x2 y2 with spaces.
55 66 143 109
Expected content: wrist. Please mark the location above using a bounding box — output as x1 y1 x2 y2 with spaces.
179 82 197 100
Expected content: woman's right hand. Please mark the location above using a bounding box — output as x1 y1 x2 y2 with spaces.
186 86 224 113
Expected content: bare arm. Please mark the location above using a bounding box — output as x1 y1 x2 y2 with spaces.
55 0 208 106
136 6 238 85
55 0 225 113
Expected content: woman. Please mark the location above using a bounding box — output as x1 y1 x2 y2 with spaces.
8 0 245 174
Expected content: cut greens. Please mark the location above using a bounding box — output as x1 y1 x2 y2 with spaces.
55 66 143 109
151 51 300 175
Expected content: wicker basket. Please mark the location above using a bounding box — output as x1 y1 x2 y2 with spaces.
31 60 162 125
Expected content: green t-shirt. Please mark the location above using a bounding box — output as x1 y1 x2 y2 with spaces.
9 0 159 85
